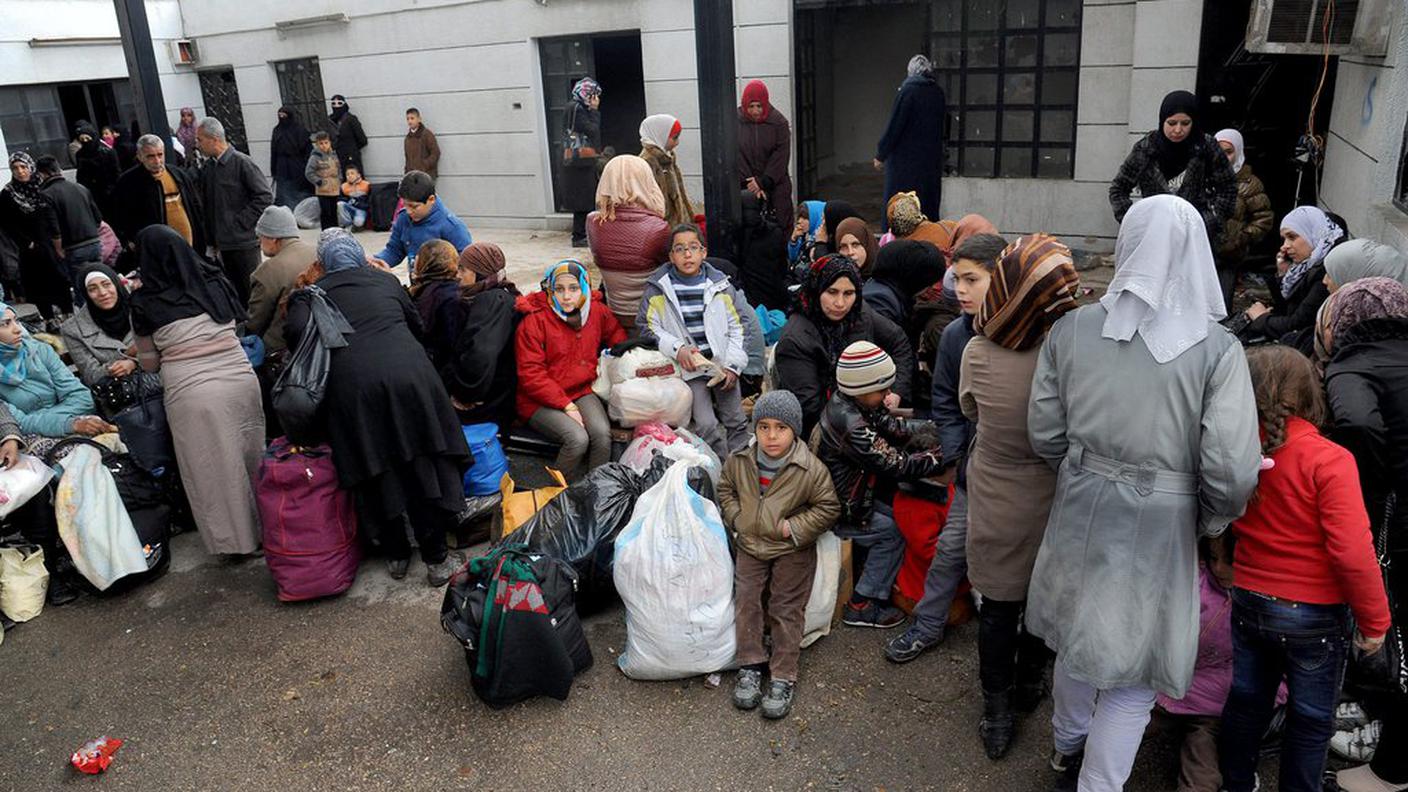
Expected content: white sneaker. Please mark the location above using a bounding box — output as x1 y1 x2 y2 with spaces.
1331 720 1382 762
1337 700 1372 730
1337 763 1408 792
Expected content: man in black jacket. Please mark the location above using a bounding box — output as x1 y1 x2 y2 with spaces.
195 116 273 304
36 155 103 295
110 134 206 253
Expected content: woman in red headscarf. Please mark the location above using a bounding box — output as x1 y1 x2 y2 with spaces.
737 79 793 226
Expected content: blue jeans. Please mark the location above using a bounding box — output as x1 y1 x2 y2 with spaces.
338 201 367 229
912 486 968 639
835 501 905 601
1219 588 1350 792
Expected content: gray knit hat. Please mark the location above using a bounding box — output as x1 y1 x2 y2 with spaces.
752 390 804 438
255 205 299 239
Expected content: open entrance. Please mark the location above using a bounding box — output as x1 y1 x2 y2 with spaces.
0 80 135 166
539 31 647 213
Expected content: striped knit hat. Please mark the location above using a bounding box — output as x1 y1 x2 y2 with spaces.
835 341 896 396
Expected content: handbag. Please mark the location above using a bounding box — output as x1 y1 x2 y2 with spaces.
112 375 175 474
561 103 599 163
272 285 354 446
1350 493 1407 697
93 371 162 416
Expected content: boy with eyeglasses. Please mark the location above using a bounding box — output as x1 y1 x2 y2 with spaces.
637 223 750 459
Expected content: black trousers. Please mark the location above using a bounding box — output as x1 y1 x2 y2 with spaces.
218 247 260 305
571 211 588 242
358 486 455 565
317 195 340 230
978 597 1052 694
6 486 62 574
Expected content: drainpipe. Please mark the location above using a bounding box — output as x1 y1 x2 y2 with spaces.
694 0 740 260
113 0 173 157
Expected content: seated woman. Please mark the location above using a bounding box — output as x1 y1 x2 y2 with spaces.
285 230 470 586
515 260 626 479
864 239 946 340
446 243 520 435
130 226 264 558
0 300 108 456
775 254 914 438
61 264 159 415
409 239 463 371
835 218 879 279
884 191 956 251
1238 206 1348 353
586 154 672 328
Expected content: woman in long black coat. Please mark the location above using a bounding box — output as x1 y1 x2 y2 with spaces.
285 229 470 587
269 107 311 209
875 56 946 232
0 152 72 318
562 77 602 247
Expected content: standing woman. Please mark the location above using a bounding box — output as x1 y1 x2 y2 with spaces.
737 79 793 226
961 235 1079 759
269 106 311 209
1239 205 1347 352
639 114 695 227
1212 129 1274 312
0 152 71 318
586 154 671 327
284 230 470 585
1109 91 1237 241
563 77 602 248
174 107 199 165
874 55 946 232
130 225 263 557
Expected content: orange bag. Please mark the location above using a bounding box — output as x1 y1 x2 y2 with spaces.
495 469 568 541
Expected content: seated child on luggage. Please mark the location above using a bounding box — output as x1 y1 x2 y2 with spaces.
718 390 840 720
816 341 945 630
637 223 749 459
339 165 371 230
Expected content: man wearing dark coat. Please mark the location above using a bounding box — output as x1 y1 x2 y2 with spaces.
874 55 946 232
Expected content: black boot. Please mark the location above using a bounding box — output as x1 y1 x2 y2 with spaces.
45 572 81 606
978 687 1016 759
1014 653 1052 713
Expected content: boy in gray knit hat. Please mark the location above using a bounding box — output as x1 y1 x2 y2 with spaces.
717 389 841 720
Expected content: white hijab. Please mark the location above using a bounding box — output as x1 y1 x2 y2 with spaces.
1100 195 1226 363
639 114 678 152
1214 129 1245 172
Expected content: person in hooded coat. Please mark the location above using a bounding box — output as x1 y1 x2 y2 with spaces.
130 225 263 558
875 55 946 233
327 95 368 172
269 106 311 209
737 80 793 226
284 229 470 586
1211 129 1274 312
864 239 946 344
1025 195 1261 792
1323 238 1408 292
563 78 603 247
639 113 695 227
73 121 121 219
1109 91 1237 241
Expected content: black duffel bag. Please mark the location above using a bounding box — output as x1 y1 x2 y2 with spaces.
273 285 354 445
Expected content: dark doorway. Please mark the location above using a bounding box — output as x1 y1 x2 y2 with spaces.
55 80 135 139
539 31 647 213
198 68 249 153
274 58 329 136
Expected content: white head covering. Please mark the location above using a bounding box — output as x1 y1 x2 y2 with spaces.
907 55 933 78
1100 195 1225 364
1279 205 1344 298
639 114 679 151
1214 129 1245 172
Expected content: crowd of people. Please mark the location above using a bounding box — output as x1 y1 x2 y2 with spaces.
0 65 1404 792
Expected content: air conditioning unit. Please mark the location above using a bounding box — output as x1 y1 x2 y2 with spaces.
1246 0 1394 56
170 39 199 65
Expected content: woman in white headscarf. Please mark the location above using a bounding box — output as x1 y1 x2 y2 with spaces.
638 113 694 226
1024 194 1261 792
1211 129 1273 312
1239 205 1348 353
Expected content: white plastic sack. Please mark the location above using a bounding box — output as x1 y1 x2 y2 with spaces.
617 347 679 382
0 454 55 519
591 354 614 401
614 461 735 679
669 428 721 486
55 445 148 591
0 544 48 622
620 433 678 474
609 376 693 428
800 532 842 648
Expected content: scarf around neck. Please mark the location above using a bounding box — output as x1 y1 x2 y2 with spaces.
1279 206 1344 299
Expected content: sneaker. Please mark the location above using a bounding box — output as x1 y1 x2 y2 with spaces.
760 679 796 720
884 626 941 663
1336 701 1372 731
425 553 463 587
732 668 763 711
842 600 906 629
1331 721 1382 763
45 575 81 607
1050 748 1082 792
1337 763 1408 792
386 557 410 580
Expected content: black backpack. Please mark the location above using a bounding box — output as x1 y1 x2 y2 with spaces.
273 285 354 446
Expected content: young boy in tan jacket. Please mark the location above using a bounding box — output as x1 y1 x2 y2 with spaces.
718 389 840 719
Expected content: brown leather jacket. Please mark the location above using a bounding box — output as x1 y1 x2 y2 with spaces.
718 441 840 561
404 125 441 179
1217 164 1274 260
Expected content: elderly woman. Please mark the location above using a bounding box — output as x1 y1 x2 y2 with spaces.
444 243 520 434
285 230 469 585
875 55 946 231
130 225 263 557
639 114 694 226
586 154 672 327
1239 205 1348 352
60 264 159 415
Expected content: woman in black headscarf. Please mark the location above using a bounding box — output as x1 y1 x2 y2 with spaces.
1109 91 1237 241
131 225 263 558
270 106 312 209
863 239 947 342
0 151 71 317
73 121 121 217
60 263 160 415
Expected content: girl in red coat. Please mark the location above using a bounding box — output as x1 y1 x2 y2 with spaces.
514 259 626 479
1220 345 1391 792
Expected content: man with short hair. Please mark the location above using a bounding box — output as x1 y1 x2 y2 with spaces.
110 133 206 251
403 108 441 179
248 205 314 354
35 155 103 291
196 116 273 303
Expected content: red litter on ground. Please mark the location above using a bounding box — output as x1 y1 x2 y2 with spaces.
70 736 123 774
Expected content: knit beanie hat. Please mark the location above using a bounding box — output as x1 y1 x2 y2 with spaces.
752 390 803 438
398 170 435 202
255 205 299 239
836 341 896 396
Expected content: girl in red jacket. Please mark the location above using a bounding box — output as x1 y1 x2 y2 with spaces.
1220 345 1391 792
514 260 626 479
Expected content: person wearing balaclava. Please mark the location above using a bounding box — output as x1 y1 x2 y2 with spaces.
327 94 367 171
269 106 311 208
1109 90 1237 242
874 55 946 233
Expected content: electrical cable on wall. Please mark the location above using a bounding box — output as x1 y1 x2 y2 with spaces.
1296 0 1335 206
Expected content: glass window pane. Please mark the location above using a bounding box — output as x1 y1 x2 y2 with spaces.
947 111 962 142
1006 0 1041 29
1045 32 1080 66
965 110 996 141
1037 147 1073 178
1002 110 1034 142
963 146 995 177
1006 35 1039 68
1001 147 1034 178
932 0 961 32
967 0 1000 30
939 72 961 100
966 73 999 105
0 88 24 116
1040 110 1074 143
1042 71 1078 105
1047 0 1082 27
1004 72 1037 105
1 116 34 147
23 86 57 111
968 35 1000 67
32 111 65 142
932 36 964 69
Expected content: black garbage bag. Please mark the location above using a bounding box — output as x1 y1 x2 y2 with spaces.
495 456 713 612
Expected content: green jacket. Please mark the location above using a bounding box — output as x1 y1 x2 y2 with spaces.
718 440 840 561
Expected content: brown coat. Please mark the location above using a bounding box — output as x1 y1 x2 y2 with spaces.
404 125 441 179
1217 164 1274 260
959 336 1057 601
640 143 694 227
718 440 841 562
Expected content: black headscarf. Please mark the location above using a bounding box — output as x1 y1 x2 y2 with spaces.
4 152 44 213
129 226 246 336
78 263 133 341
1154 90 1199 181
799 254 865 363
329 95 350 123
271 106 309 151
871 239 946 299
823 200 862 245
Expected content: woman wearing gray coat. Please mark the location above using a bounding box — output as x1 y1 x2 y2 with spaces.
1025 195 1261 792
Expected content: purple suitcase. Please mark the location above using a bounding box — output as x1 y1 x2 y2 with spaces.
259 438 361 601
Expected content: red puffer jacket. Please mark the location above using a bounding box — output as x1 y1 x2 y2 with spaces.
514 291 627 422
586 206 671 325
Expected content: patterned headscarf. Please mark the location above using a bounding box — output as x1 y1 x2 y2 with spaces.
317 228 366 274
907 55 934 78
571 77 601 106
800 254 865 364
542 259 592 325
1319 276 1408 361
1279 206 1345 299
976 234 1080 351
886 192 926 237
4 152 44 213
410 239 459 297
594 154 666 220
